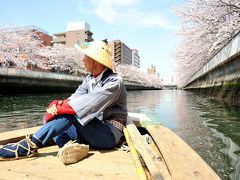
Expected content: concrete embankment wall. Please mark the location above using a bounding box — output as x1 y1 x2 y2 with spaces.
0 68 160 94
0 68 83 94
184 31 240 105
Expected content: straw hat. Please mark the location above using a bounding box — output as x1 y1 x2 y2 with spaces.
75 40 114 70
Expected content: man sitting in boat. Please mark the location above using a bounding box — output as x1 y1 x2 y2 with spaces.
0 40 127 163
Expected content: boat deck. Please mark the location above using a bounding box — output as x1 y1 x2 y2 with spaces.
0 113 221 179
0 126 138 180
0 145 138 180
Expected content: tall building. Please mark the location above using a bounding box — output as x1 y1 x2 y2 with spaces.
131 49 140 68
52 21 94 47
147 64 156 75
110 40 132 66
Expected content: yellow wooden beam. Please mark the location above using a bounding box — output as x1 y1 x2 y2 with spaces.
124 128 148 180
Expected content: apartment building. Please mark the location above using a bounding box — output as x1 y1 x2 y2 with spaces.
52 22 94 48
110 40 132 66
132 49 140 68
31 26 53 46
147 64 156 75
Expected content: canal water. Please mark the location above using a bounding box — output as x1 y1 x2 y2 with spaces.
0 90 239 179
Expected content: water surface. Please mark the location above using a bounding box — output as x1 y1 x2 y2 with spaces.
0 90 239 179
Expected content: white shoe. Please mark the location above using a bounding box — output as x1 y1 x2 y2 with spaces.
57 140 89 165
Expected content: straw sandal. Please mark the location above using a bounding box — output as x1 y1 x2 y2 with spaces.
57 140 89 165
0 135 38 161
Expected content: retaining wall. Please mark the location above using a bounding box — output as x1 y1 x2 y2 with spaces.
184 31 240 105
0 68 161 94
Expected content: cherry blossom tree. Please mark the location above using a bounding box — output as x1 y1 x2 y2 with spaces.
0 24 162 88
117 65 162 88
0 24 43 68
173 0 240 87
36 44 85 75
0 24 85 75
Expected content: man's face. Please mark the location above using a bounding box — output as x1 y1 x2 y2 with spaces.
83 56 95 73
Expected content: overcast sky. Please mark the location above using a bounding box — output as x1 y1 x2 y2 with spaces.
1 0 184 84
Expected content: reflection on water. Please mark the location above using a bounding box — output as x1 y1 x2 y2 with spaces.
127 90 240 180
127 90 177 128
0 90 240 179
0 93 70 132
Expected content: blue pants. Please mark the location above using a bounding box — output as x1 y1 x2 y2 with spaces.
33 115 116 150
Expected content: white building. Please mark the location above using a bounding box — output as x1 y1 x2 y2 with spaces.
131 49 140 68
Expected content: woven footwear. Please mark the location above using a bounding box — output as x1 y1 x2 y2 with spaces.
57 140 89 165
0 135 38 161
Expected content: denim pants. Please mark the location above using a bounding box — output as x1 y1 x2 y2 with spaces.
33 115 116 150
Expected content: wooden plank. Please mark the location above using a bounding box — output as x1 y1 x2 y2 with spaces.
123 128 148 180
0 127 139 179
147 125 221 180
0 126 41 144
147 136 172 180
0 145 139 180
126 121 164 179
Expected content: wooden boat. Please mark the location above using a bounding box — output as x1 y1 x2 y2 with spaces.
0 113 220 180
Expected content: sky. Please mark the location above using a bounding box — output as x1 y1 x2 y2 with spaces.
1 0 184 84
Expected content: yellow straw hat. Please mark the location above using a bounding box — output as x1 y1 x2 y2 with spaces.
75 40 114 70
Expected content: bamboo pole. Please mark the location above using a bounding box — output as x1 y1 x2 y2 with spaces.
126 120 164 180
124 128 148 180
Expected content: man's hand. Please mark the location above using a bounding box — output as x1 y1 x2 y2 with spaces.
45 100 75 123
45 100 64 123
46 100 64 116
